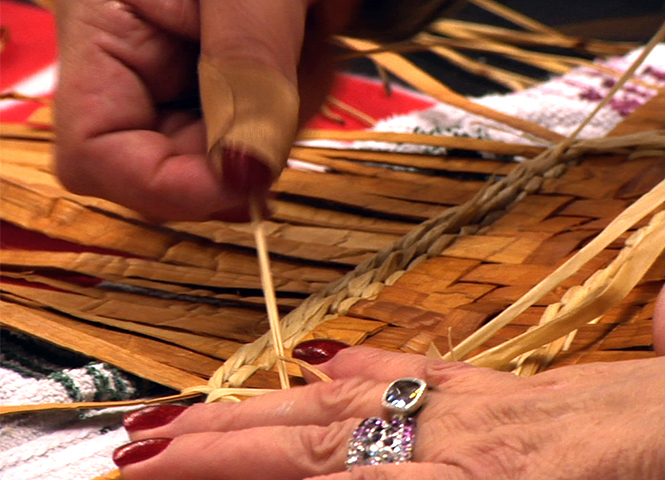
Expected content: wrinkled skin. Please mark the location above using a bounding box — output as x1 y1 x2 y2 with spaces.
54 0 359 221
117 289 665 480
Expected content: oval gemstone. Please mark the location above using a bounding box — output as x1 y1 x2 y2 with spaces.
383 378 427 414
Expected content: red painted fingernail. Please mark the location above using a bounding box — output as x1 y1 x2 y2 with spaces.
292 339 350 365
112 438 172 468
207 144 274 223
123 405 188 433
219 145 273 196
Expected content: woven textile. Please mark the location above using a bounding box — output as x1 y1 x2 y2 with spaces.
0 332 146 479
356 44 665 152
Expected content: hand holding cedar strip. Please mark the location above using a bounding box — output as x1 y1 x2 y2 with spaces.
53 0 359 222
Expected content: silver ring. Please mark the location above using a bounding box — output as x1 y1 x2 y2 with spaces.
346 378 427 470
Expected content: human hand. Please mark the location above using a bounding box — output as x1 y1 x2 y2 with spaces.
54 0 358 222
113 343 665 480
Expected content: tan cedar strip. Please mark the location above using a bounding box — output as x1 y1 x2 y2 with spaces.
0 302 208 390
468 211 665 368
271 200 415 235
0 122 53 141
419 31 574 74
428 19 637 56
290 146 517 175
0 275 268 345
467 0 566 37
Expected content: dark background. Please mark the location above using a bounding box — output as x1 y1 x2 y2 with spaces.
17 0 665 40
345 1 665 96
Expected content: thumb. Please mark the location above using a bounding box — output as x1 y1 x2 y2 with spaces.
198 0 309 219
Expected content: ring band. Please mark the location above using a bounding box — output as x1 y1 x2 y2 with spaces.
346 378 427 470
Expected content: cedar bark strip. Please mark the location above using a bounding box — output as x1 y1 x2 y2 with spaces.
0 302 207 391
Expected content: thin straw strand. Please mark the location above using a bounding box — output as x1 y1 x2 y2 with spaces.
251 201 291 389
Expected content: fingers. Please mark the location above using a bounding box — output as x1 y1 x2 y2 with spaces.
305 463 467 480
199 0 309 84
127 348 524 451
653 284 665 355
55 0 307 221
55 0 199 139
120 426 473 480
119 420 357 480
55 0 225 220
127 377 387 441
317 346 476 384
54 0 364 221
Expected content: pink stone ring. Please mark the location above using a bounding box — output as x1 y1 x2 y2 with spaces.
346 378 427 470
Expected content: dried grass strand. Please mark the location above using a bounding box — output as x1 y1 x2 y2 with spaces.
429 19 637 55
252 201 290 390
467 0 565 37
445 173 665 361
0 392 199 416
469 210 665 369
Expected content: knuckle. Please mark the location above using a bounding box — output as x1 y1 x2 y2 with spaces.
425 361 523 396
323 346 378 370
423 359 475 387
309 377 379 418
428 437 530 480
296 420 353 468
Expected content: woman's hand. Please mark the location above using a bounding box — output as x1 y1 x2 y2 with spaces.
114 344 665 480
54 0 357 222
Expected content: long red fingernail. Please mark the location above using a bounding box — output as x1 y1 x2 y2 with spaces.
207 145 274 222
112 438 172 468
292 339 350 365
219 145 273 196
123 405 188 433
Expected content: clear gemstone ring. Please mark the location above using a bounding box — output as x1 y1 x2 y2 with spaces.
346 378 427 470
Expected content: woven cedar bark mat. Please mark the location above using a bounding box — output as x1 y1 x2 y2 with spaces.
2 10 665 404
333 102 665 367
2 90 665 397
201 93 665 392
